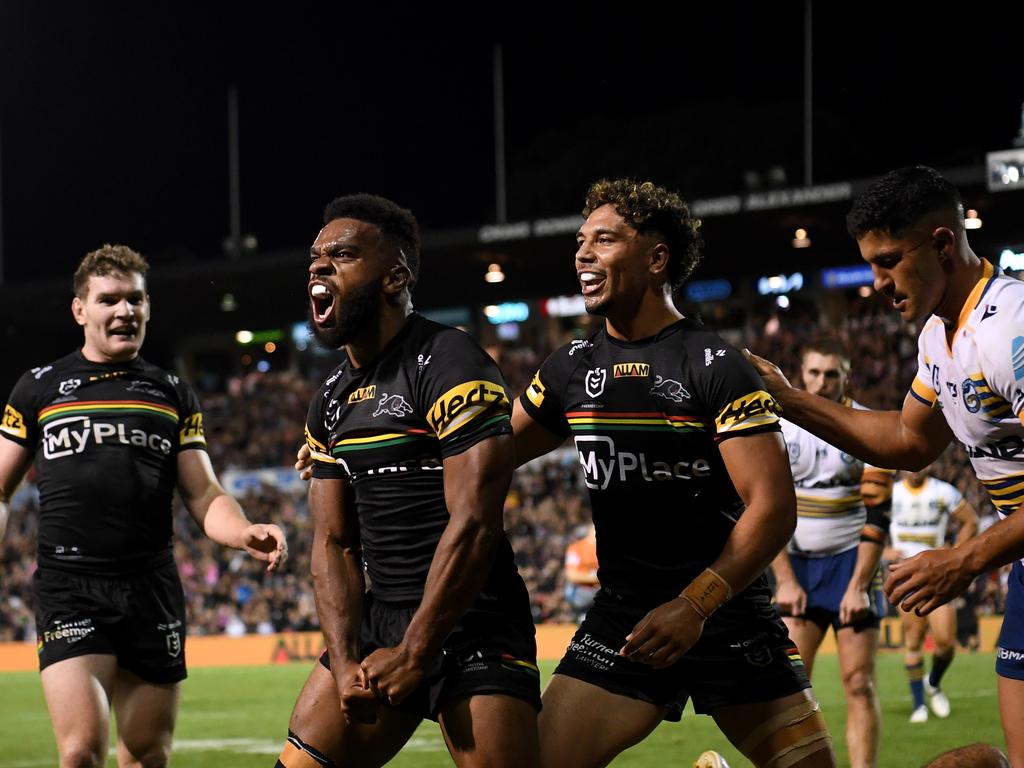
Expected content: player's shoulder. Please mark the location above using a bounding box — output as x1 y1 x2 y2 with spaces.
972 274 1024 351
10 350 81 393
409 314 489 357
314 358 349 400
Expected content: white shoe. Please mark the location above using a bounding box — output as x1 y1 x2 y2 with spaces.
909 704 929 723
694 751 731 768
925 680 951 718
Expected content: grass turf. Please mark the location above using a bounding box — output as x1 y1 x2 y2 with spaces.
0 651 1002 767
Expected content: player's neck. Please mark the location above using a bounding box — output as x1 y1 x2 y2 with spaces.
344 305 414 369
936 249 986 325
604 296 682 342
80 343 139 365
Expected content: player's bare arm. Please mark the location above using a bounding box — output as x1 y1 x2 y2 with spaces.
0 438 34 543
888 509 1024 615
511 399 565 468
308 476 378 724
771 549 808 617
360 433 514 705
839 541 883 626
953 501 979 545
621 431 796 669
744 350 953 470
176 449 288 571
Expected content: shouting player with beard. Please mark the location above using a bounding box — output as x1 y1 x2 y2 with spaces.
275 194 540 768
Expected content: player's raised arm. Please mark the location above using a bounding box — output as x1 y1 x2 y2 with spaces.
744 349 953 470
176 449 288 571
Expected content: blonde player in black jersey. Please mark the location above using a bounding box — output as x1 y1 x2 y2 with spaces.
513 180 834 768
0 246 287 768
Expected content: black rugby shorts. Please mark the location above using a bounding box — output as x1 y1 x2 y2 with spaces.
554 587 810 719
33 562 188 684
320 591 540 720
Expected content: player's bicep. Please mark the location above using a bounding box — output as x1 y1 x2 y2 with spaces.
442 433 514 527
512 399 566 467
898 390 954 467
719 431 794 512
176 449 225 512
0 437 34 501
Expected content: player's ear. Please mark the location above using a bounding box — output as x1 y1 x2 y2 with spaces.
931 226 956 266
71 295 87 327
143 294 152 321
649 243 671 278
384 265 411 295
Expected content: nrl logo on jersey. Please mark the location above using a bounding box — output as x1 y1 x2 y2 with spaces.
58 378 81 395
374 393 414 418
613 363 649 378
348 385 376 404
585 368 607 398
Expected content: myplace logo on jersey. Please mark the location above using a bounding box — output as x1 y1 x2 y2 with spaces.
613 363 649 378
428 380 509 439
573 434 711 490
43 415 173 459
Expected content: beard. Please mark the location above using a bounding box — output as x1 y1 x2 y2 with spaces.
310 279 383 349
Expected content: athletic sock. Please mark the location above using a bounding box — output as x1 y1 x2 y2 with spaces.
906 661 925 708
929 651 954 688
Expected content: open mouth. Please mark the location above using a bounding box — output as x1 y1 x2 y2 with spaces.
310 283 336 324
578 271 606 297
109 326 137 339
892 295 908 312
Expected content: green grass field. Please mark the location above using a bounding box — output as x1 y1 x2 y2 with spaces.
0 652 1003 767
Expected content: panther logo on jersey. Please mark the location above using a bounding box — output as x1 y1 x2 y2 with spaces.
374 393 414 419
649 376 690 403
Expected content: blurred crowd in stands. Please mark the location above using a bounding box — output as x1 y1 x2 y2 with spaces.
0 292 1011 641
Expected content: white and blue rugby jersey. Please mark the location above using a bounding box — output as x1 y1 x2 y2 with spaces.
781 400 887 556
909 261 1024 517
890 476 966 557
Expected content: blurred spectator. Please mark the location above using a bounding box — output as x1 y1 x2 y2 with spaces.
563 523 599 620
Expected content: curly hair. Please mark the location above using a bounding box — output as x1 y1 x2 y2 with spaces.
583 179 703 290
73 244 150 298
846 165 963 240
323 193 421 289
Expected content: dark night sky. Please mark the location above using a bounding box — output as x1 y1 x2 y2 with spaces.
1 2 1023 283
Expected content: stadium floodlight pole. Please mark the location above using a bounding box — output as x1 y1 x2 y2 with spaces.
803 0 813 188
227 86 242 260
493 42 507 224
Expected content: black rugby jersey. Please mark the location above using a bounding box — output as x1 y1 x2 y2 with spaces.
305 313 527 606
1 351 207 575
520 317 783 605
